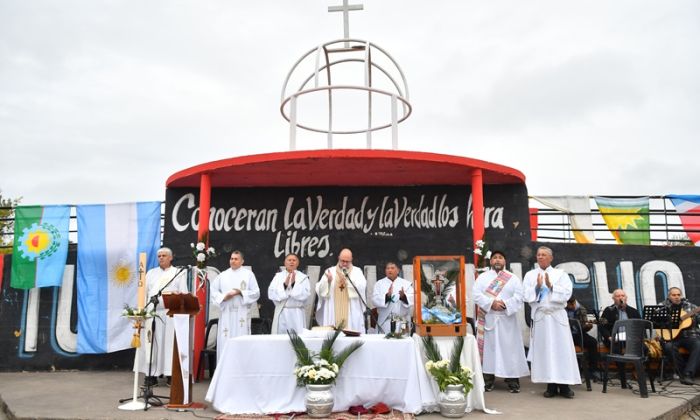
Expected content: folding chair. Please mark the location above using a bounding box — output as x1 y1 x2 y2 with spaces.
601 319 657 398
196 318 218 381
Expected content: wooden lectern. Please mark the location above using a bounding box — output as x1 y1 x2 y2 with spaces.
163 292 201 408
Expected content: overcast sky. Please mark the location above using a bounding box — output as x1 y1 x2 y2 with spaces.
1 1 698 206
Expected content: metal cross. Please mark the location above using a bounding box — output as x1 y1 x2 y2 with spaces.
328 0 363 46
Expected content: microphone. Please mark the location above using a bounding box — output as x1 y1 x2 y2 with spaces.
616 298 626 310
342 268 349 278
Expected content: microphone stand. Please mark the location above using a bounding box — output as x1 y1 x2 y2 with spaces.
140 264 189 410
342 269 385 335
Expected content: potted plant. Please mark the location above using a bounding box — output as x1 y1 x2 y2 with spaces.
423 336 474 418
288 328 363 418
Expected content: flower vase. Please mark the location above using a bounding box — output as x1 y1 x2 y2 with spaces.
438 384 468 418
305 384 334 418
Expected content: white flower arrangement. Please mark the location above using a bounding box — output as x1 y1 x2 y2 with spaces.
474 239 491 273
294 360 340 385
191 241 216 269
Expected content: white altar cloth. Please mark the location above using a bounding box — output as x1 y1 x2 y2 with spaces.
205 333 487 415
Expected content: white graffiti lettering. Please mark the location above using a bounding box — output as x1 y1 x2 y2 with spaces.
465 194 505 229
273 231 331 259
172 193 196 232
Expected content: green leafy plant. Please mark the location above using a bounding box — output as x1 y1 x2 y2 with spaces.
288 327 364 386
121 304 157 319
422 336 473 393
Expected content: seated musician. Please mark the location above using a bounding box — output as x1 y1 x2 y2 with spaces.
599 289 641 348
659 287 700 385
566 296 601 381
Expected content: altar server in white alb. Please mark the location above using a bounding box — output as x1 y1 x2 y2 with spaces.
371 261 414 334
137 247 189 385
316 248 367 332
523 246 581 399
472 250 529 393
210 250 260 362
268 253 311 334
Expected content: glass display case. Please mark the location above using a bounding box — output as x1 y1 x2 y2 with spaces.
413 255 466 336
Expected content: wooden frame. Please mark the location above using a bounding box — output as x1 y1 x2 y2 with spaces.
413 255 466 337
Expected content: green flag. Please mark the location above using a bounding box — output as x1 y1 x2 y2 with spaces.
11 205 70 289
594 197 650 245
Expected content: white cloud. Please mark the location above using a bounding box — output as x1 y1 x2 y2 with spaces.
1 1 698 204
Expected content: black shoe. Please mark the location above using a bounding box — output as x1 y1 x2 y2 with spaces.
505 378 520 393
483 374 495 392
543 390 557 398
543 383 558 398
560 389 575 399
558 385 574 398
680 375 696 386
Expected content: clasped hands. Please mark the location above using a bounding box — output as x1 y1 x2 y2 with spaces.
536 272 552 289
223 289 242 301
491 299 507 311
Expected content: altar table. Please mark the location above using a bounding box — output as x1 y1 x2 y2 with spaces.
205 333 486 415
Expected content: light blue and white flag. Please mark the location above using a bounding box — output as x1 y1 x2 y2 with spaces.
76 202 161 354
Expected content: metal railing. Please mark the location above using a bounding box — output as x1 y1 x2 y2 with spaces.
529 196 697 245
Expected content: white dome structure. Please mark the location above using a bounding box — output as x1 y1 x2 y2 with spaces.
280 7 412 150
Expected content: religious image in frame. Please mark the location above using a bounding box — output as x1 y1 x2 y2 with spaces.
413 255 466 336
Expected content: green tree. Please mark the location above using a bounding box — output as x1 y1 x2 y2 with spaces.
0 189 22 254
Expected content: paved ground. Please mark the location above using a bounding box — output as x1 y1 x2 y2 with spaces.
1 371 699 420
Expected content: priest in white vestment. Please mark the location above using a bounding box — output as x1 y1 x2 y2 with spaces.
523 246 581 398
315 248 367 332
371 261 414 334
210 250 260 363
136 247 189 384
269 253 311 334
473 250 529 393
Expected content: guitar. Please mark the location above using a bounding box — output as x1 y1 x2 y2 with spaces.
656 306 700 341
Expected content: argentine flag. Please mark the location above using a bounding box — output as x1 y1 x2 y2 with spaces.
76 202 161 354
